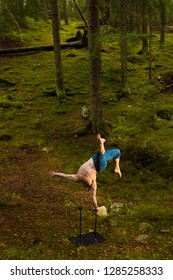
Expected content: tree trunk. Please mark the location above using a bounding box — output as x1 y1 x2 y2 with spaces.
136 0 141 33
73 0 88 29
88 0 104 133
63 0 68 25
159 0 166 49
43 0 48 22
120 0 129 93
148 11 152 81
141 0 148 53
108 0 116 27
129 0 134 32
50 0 65 99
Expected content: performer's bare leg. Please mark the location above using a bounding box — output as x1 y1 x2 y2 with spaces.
114 158 122 177
97 134 121 177
97 134 106 155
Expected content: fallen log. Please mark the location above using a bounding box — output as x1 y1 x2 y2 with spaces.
0 40 86 55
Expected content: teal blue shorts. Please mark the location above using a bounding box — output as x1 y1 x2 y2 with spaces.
92 149 121 173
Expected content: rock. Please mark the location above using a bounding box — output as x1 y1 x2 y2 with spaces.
42 147 48 153
135 234 149 244
82 105 90 120
97 206 107 217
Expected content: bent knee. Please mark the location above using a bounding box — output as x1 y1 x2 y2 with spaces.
115 149 121 158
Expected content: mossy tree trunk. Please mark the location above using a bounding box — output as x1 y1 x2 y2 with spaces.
87 0 105 133
51 0 65 99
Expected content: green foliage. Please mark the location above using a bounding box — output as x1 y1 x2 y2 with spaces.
0 0 27 32
11 192 21 200
25 0 42 21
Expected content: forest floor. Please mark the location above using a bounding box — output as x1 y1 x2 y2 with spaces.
0 19 173 260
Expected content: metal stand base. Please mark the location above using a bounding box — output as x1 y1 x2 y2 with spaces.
68 206 105 247
69 232 105 246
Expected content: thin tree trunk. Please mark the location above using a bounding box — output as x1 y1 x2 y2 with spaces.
43 0 48 22
88 0 104 133
51 0 65 99
120 0 129 93
129 0 134 32
136 0 141 33
148 11 152 81
63 0 68 25
73 0 88 29
141 0 148 53
108 0 116 27
159 0 166 49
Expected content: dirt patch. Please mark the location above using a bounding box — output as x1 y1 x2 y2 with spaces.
0 146 96 259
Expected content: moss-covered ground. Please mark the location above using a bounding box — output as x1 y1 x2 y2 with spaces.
0 19 173 260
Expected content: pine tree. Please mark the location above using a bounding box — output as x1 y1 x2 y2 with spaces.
120 0 129 93
51 0 65 99
88 0 104 133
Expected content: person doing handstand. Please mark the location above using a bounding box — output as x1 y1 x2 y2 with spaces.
48 134 121 210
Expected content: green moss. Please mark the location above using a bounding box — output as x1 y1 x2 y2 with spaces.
0 100 12 109
0 19 173 260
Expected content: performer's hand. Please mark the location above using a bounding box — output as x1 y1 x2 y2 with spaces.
48 171 56 176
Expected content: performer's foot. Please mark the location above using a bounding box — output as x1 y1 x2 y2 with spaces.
114 167 122 178
97 134 106 143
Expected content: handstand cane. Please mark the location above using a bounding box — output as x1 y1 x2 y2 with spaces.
78 206 83 240
69 206 104 246
93 209 98 240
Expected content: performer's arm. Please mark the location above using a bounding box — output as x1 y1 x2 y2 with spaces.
91 180 98 210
